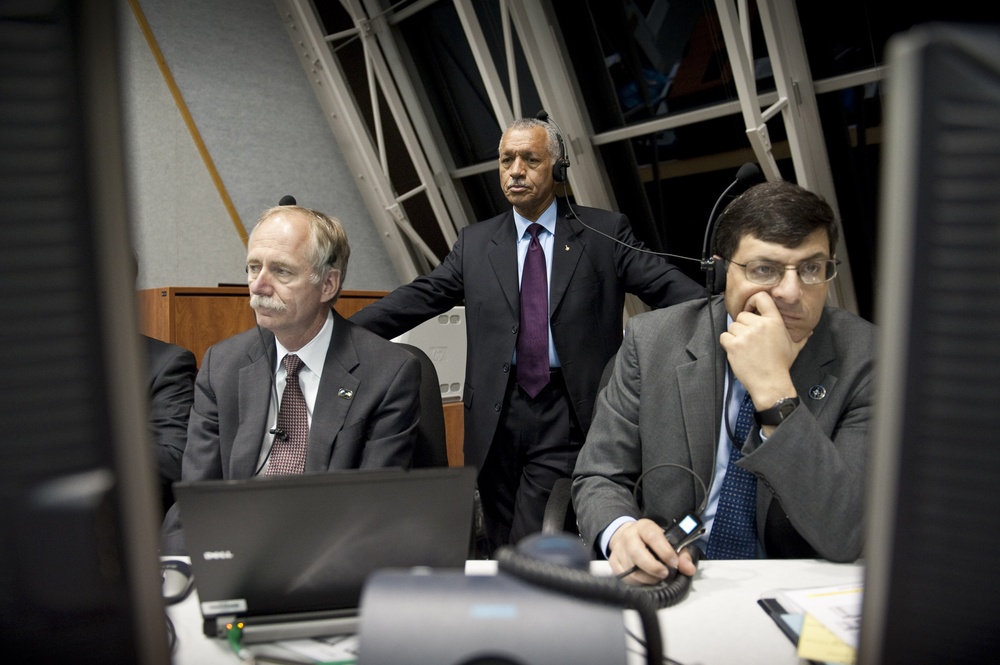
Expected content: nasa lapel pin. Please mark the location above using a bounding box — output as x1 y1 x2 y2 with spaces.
808 385 827 400
338 388 354 399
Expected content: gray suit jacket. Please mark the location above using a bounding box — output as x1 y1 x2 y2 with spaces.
161 311 420 553
351 202 704 472
572 297 875 563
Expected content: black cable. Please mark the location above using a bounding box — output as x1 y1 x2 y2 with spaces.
253 324 283 476
722 366 742 446
561 182 701 265
495 546 665 665
625 627 687 665
543 108 700 267
165 613 178 654
633 462 709 518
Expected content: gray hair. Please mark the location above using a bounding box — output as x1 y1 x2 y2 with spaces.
500 117 562 161
251 205 351 297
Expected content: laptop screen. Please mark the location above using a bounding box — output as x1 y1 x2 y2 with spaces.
173 467 476 620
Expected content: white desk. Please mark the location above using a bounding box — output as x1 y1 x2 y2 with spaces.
653 559 861 664
167 559 862 664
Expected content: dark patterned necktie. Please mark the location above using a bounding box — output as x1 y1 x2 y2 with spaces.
517 223 549 398
265 354 309 475
706 391 758 559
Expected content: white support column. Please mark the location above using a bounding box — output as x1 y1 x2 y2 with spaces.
504 0 618 212
453 0 515 129
714 0 857 311
274 0 419 281
347 0 462 250
357 0 470 240
714 0 783 181
275 0 467 284
755 0 856 311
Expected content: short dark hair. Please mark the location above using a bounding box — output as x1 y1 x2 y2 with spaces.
712 180 839 259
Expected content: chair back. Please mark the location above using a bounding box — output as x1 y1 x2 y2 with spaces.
396 342 449 468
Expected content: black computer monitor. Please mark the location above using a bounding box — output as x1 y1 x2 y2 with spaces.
862 22 1000 663
0 1 168 662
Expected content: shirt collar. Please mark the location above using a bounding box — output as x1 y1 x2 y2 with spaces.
274 309 334 378
513 199 558 240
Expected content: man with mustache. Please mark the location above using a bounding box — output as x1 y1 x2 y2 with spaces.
351 117 702 556
573 180 875 581
161 206 420 554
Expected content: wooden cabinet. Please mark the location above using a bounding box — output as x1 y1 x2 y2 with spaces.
137 286 386 366
136 286 464 466
442 403 464 467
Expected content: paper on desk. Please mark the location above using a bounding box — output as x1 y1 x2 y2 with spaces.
776 614 848 665
274 634 359 663
776 583 862 649
796 613 856 664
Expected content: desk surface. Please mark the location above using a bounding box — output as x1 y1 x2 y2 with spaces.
167 558 862 664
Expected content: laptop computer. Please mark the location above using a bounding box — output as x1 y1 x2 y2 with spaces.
172 466 476 641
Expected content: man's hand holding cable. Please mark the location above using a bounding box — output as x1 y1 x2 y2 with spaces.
608 518 697 584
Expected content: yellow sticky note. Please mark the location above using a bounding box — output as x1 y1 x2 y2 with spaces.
796 612 857 664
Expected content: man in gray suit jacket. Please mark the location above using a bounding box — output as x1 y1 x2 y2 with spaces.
161 206 420 554
352 117 702 555
573 181 875 583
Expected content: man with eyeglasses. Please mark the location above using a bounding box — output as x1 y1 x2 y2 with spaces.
572 180 875 582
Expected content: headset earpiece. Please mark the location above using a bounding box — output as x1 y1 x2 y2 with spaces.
552 128 569 182
553 132 569 183
711 258 727 294
553 157 569 183
537 110 570 183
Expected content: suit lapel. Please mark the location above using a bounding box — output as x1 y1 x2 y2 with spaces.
488 213 520 316
232 334 275 478
790 308 837 416
306 313 359 472
677 297 729 485
549 210 584 315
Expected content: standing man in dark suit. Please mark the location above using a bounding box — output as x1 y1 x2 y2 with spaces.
161 205 421 554
143 334 196 515
351 117 702 555
573 181 875 582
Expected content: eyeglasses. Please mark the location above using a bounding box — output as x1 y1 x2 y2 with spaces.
725 258 840 286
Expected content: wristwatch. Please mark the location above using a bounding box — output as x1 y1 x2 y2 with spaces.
754 396 800 427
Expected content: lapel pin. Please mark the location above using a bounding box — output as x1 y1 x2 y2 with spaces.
808 385 827 400
564 244 570 251
338 388 354 399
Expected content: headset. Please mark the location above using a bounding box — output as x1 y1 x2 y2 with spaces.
701 162 762 295
535 110 570 183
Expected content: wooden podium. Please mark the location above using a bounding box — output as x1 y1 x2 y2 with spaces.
136 286 464 466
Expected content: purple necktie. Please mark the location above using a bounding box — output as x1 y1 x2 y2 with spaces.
706 392 758 558
266 354 309 475
517 223 549 398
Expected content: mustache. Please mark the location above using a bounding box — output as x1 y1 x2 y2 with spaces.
505 179 527 190
249 294 287 312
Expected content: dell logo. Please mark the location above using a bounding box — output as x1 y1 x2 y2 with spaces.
203 550 234 560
